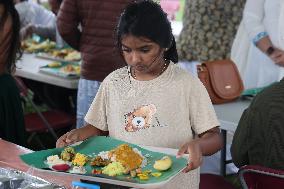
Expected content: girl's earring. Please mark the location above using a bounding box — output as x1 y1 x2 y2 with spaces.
165 48 168 51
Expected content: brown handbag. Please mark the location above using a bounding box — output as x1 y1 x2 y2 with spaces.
197 59 244 104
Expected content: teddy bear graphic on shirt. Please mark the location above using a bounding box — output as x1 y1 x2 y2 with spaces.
124 104 157 132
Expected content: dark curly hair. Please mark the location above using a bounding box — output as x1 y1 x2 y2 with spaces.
0 0 22 73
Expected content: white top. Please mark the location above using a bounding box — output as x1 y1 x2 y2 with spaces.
231 0 284 89
15 1 55 28
85 63 219 189
243 0 284 49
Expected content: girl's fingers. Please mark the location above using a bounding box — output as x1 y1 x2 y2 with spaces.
183 162 194 173
177 143 188 158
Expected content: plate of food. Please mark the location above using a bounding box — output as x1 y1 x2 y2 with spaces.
36 49 81 63
39 62 80 79
20 136 187 189
21 39 56 53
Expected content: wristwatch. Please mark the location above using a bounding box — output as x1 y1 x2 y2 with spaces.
266 46 275 56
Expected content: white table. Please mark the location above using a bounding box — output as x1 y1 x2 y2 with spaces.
16 53 79 89
213 99 251 176
214 99 251 132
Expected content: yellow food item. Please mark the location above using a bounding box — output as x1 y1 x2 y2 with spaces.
151 172 162 177
153 156 172 171
60 64 80 75
51 49 68 58
72 153 88 166
109 144 143 171
25 40 56 52
102 162 126 176
73 65 81 74
137 173 149 180
48 49 81 61
47 61 62 68
64 51 81 61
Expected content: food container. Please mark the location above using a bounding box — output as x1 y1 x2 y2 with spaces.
0 167 65 189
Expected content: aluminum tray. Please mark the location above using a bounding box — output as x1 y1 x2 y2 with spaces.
0 167 65 189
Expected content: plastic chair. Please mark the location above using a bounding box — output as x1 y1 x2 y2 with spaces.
239 165 284 189
200 173 236 189
14 76 75 149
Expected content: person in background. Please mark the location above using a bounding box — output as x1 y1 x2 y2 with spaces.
0 0 27 146
56 1 223 188
13 0 56 41
231 79 284 170
48 0 61 15
57 0 132 128
177 0 246 75
231 0 284 90
15 0 73 114
15 0 65 48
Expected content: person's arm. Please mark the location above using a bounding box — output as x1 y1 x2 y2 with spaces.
20 22 56 41
33 23 56 41
242 0 284 63
254 35 284 66
56 0 81 50
230 108 252 168
271 49 284 66
242 0 266 42
243 0 272 53
255 36 274 55
177 77 223 172
56 124 108 148
177 127 223 172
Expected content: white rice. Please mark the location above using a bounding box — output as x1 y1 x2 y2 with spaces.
98 151 110 160
69 166 87 174
46 155 65 166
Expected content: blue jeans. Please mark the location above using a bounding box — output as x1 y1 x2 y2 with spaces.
76 78 101 128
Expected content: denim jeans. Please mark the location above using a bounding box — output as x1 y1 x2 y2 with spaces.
76 78 101 128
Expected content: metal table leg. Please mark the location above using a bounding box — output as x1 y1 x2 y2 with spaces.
220 129 227 176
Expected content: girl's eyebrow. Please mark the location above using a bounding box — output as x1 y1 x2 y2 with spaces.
121 44 152 49
121 44 130 49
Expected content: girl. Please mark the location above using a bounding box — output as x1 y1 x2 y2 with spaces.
56 1 222 188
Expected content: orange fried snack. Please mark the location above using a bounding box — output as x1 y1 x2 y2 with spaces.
109 144 143 171
62 64 75 72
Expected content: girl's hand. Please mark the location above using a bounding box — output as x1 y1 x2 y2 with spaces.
56 129 81 148
56 124 109 148
177 140 203 173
